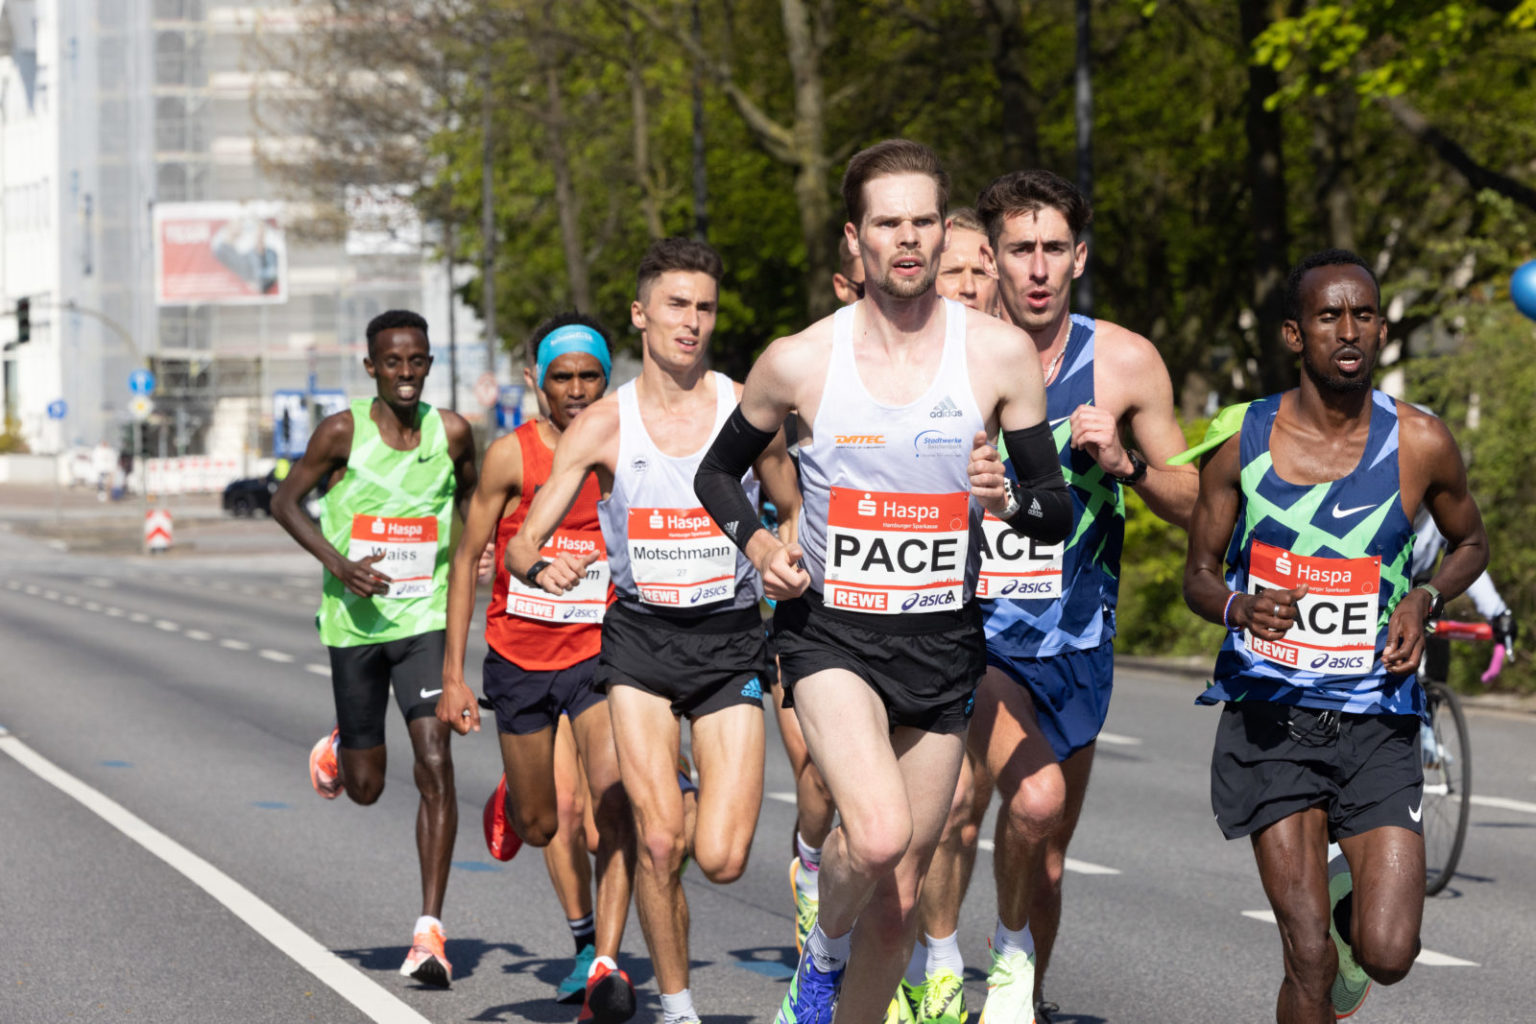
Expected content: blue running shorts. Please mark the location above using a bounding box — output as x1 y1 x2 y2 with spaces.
986 641 1114 761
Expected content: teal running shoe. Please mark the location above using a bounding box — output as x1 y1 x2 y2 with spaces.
557 943 596 1004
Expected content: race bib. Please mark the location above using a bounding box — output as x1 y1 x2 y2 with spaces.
824 487 969 615
627 506 737 609
1243 540 1380 676
347 515 438 599
975 512 1065 600
504 528 609 624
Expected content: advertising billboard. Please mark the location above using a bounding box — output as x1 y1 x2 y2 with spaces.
154 201 288 306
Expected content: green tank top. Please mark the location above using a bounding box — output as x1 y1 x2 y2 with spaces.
316 398 456 647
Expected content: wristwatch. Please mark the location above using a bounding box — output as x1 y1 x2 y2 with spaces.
996 481 1021 520
1414 583 1445 621
1113 449 1148 487
525 558 553 586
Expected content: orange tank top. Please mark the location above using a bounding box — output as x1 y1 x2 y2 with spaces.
485 420 609 669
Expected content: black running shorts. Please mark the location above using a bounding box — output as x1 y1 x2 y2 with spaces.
481 649 605 736
327 630 447 749
772 589 984 735
596 600 770 720
1209 700 1424 841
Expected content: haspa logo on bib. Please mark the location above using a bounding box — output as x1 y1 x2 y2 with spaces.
914 430 965 459
371 517 385 535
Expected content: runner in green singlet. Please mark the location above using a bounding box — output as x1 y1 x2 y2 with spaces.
272 309 478 988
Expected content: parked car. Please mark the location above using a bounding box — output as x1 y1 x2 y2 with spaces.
222 470 322 520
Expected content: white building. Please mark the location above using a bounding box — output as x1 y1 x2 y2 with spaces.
0 0 485 464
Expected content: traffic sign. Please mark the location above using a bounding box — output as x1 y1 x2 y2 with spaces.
475 371 499 408
128 396 153 422
46 399 67 419
144 508 174 552
128 369 156 395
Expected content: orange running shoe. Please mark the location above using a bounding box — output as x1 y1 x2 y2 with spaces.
399 921 452 988
482 774 523 862
308 727 341 799
578 958 636 1023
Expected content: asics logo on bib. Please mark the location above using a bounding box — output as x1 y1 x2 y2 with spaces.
929 395 963 418
1000 578 1057 596
689 582 732 604
901 591 958 611
1310 652 1368 671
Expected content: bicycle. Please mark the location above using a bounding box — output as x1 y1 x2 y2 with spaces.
1419 619 1508 896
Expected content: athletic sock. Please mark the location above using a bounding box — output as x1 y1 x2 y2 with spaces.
660 988 698 1024
568 912 596 955
796 830 823 870
589 954 617 978
413 914 442 936
904 940 927 987
925 930 964 975
807 922 851 974
993 920 1034 959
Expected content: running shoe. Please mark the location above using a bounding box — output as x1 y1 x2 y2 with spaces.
978 942 1035 1024
918 968 967 1024
1329 865 1371 1018
557 943 597 1004
884 989 917 1024
482 774 523 862
399 922 452 988
1033 1000 1059 1024
789 856 819 955
577 959 637 1023
308 727 341 799
776 943 843 1024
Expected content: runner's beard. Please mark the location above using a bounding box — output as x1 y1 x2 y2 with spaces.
1301 345 1373 395
873 261 941 300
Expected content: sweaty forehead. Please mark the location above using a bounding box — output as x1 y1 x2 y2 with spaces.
1302 264 1378 309
861 173 941 221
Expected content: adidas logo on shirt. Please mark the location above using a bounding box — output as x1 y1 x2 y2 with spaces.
929 395 963 419
1028 497 1043 518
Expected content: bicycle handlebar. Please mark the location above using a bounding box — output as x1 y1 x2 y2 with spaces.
1430 619 1494 641
1481 644 1507 685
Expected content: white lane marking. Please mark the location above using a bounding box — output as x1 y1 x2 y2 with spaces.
0 726 435 1024
155 620 180 632
43 590 59 600
268 590 288 601
63 595 80 606
239 585 259 596
305 664 331 677
1470 794 1536 815
5 581 19 590
128 612 150 623
84 601 101 612
219 639 251 651
1241 910 1477 965
23 584 39 595
259 650 294 664
1097 731 1142 747
767 791 797 805
105 607 124 617
86 577 114 588
185 630 212 642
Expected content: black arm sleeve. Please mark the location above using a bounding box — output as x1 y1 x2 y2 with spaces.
695 404 777 554
1001 421 1073 544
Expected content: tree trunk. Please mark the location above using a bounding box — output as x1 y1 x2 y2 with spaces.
983 0 1040 170
543 62 593 312
625 25 666 240
1239 0 1292 393
781 0 835 319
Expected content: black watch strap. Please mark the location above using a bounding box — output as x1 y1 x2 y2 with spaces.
1113 449 1148 486
525 558 553 586
1416 583 1444 620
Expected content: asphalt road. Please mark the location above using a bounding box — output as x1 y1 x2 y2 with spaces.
2 523 1533 1024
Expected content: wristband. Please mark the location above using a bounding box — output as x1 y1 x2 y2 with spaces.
1222 592 1242 632
1113 449 1148 486
525 558 552 586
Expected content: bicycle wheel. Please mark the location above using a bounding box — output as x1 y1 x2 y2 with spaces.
1421 680 1472 895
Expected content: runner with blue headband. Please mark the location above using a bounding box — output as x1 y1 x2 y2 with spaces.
538 323 613 390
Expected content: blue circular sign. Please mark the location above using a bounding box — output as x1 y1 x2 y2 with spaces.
46 399 67 419
128 369 156 395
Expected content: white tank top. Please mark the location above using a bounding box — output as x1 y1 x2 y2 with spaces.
798 298 986 615
599 371 763 614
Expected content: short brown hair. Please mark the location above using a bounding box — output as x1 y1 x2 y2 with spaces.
947 206 985 235
636 237 724 300
976 170 1093 248
841 139 949 229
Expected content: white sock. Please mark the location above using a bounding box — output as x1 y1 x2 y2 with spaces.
413 914 442 936
796 830 823 870
993 920 1034 959
589 954 616 978
660 988 697 1024
807 922 852 973
904 940 927 987
926 930 964 975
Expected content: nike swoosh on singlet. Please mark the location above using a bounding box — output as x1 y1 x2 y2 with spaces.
417 453 435 463
419 688 443 699
1331 502 1375 518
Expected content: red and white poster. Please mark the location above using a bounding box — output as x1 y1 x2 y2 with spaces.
154 201 288 306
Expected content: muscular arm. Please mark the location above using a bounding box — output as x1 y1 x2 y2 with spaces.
439 435 520 733
271 411 390 598
441 410 480 524
506 404 613 592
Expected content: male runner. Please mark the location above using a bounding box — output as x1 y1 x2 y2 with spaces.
952 169 1198 1023
272 309 477 988
935 207 1000 317
693 138 1072 1024
506 238 800 1024
1182 249 1488 1023
434 313 637 1021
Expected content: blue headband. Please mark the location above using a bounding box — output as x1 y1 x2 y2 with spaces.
536 325 612 388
